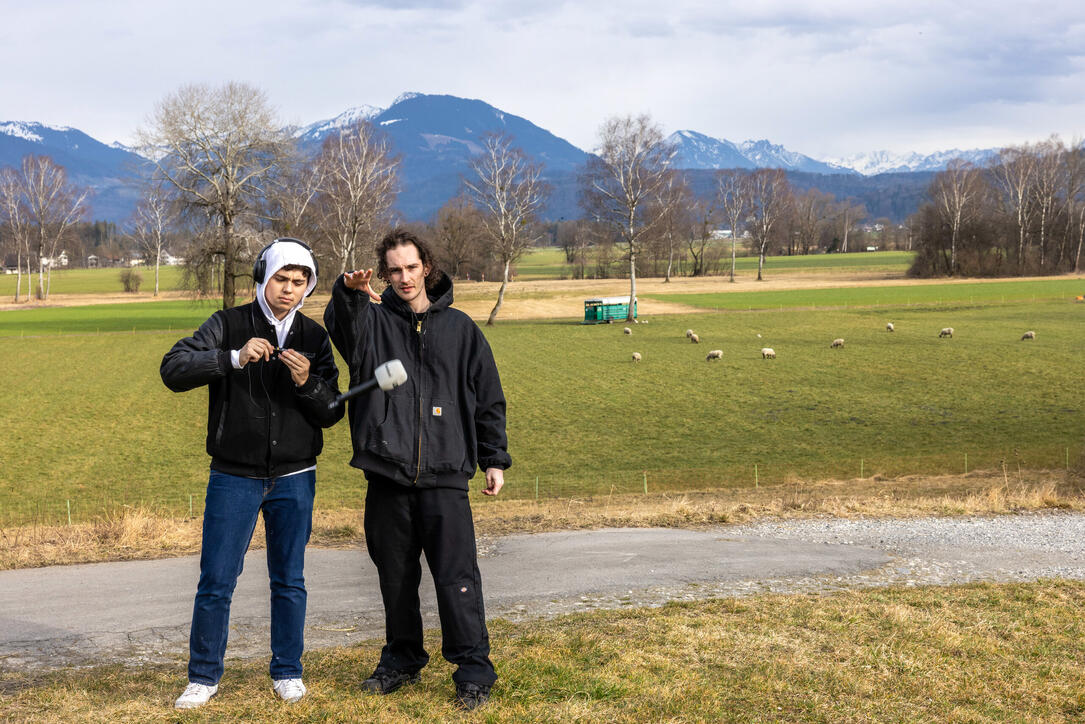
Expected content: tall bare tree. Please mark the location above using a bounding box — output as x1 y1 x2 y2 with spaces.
313 121 399 274
17 155 88 299
1031 137 1064 270
579 114 676 320
746 168 792 280
464 132 549 326
136 82 290 309
792 188 834 254
833 199 867 253
930 160 984 274
129 182 177 296
990 145 1037 273
0 166 32 302
266 148 324 239
716 169 749 283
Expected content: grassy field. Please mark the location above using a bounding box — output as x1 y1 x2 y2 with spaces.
0 279 1082 526
2 580 1083 721
0 300 221 337
647 277 1085 311
0 265 186 297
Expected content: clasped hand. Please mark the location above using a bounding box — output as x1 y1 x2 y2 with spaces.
238 337 310 386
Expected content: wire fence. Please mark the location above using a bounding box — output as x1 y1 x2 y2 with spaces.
2 444 1081 529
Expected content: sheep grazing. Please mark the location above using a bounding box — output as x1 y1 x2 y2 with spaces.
939 327 954 338
831 338 845 348
685 329 695 339
1021 330 1036 340
623 327 632 335
706 349 723 361
689 333 700 344
886 322 895 332
631 352 642 362
761 347 776 359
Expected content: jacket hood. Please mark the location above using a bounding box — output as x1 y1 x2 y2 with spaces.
380 271 453 318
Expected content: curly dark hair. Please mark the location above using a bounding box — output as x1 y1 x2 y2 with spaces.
375 228 441 289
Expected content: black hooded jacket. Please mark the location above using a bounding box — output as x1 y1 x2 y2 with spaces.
323 272 511 489
160 302 343 478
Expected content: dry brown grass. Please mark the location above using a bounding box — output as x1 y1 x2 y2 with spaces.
2 468 1081 571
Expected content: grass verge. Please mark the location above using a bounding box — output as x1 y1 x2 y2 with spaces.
2 469 1081 570
2 579 1083 722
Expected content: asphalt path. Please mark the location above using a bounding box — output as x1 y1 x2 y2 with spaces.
1 516 1081 672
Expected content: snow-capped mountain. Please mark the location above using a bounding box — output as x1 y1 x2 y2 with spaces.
0 121 144 220
822 148 998 175
669 130 853 175
294 104 382 144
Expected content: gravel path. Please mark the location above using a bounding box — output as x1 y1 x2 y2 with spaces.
1 512 1082 672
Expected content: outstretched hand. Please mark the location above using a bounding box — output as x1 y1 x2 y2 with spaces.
344 269 381 303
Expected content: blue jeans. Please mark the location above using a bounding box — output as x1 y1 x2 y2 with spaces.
188 469 315 684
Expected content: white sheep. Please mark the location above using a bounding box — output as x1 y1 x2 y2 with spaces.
761 347 776 359
1021 330 1035 340
685 329 694 339
886 322 895 332
939 327 954 338
623 327 632 335
689 333 700 344
631 352 642 362
706 349 723 361
831 338 845 348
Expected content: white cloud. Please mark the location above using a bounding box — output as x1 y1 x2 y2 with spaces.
1 0 1083 156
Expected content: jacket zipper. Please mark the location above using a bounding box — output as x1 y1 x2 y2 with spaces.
411 315 424 485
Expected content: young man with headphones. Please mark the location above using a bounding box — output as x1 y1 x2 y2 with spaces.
161 238 342 709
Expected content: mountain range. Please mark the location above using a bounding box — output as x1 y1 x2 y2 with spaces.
0 94 998 224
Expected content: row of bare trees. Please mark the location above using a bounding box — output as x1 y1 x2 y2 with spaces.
0 155 88 301
911 136 1085 276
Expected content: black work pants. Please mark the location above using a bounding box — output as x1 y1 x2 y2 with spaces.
363 475 496 686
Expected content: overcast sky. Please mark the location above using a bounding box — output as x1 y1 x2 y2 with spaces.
3 0 1084 159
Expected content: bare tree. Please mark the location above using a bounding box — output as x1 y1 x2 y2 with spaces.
312 121 400 274
716 169 749 283
990 145 1037 273
266 148 324 239
129 182 177 296
1031 137 1064 270
16 155 88 299
930 160 985 274
746 168 792 280
792 188 834 254
833 199 867 253
431 194 486 279
653 171 692 281
464 132 549 326
579 114 675 320
136 82 291 309
0 166 32 302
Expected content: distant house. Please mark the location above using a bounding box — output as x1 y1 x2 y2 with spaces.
87 254 99 268
710 229 733 239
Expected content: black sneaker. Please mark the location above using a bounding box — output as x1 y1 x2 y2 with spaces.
361 668 420 695
454 681 491 711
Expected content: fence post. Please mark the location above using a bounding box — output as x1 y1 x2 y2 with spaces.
66 499 72 526
534 475 539 500
643 471 648 495
754 464 759 488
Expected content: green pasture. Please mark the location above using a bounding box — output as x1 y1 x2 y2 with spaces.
512 247 915 279
0 289 1081 526
0 265 185 296
0 300 221 337
646 277 1085 311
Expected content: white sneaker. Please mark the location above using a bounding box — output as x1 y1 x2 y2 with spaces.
174 681 218 709
273 678 307 703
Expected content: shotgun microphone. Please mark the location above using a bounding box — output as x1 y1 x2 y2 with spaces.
329 359 408 409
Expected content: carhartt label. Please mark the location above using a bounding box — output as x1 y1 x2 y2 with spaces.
432 406 442 416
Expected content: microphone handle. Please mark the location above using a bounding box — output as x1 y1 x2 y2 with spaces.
329 377 380 409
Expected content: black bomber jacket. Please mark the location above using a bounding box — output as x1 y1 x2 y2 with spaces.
323 272 511 489
160 302 343 478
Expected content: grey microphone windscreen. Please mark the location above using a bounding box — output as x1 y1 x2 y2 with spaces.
374 359 408 391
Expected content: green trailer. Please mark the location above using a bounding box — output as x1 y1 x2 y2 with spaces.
582 296 637 324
